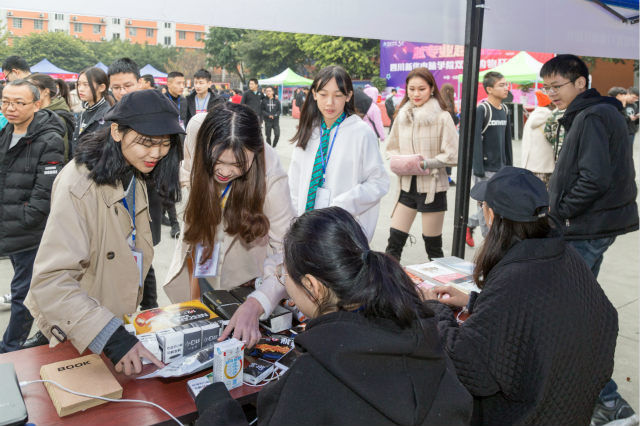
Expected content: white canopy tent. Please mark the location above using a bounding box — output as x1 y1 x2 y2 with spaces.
3 0 638 59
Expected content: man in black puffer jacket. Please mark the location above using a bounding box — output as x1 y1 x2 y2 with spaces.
0 80 65 353
542 54 639 425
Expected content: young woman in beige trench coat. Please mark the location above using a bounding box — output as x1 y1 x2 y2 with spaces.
163 102 295 349
25 90 184 375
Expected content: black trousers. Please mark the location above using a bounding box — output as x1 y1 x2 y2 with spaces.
264 119 280 147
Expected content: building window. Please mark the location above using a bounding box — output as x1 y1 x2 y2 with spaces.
74 23 82 32
178 31 186 40
113 33 120 40
13 18 22 29
93 24 101 34
164 22 171 29
55 29 65 33
54 13 64 20
164 36 171 45
112 18 120 25
195 32 202 41
34 20 43 30
146 28 154 37
129 27 137 36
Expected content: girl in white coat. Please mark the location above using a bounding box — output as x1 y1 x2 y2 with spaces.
288 65 389 241
521 91 556 184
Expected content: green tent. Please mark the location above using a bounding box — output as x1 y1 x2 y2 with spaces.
457 51 544 85
258 68 312 86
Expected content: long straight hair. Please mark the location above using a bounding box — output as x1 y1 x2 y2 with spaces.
183 103 269 261
284 207 433 327
74 125 183 202
473 213 552 288
395 67 448 116
291 65 356 150
78 67 114 106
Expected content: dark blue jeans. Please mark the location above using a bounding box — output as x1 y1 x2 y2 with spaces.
567 237 620 403
0 248 38 353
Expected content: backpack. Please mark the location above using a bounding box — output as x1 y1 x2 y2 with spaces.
479 100 508 134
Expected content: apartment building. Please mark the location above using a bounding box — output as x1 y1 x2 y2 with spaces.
1 9 207 49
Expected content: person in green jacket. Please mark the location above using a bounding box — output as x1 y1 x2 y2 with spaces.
27 73 75 162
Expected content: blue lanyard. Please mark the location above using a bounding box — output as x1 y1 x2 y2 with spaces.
121 177 136 244
319 123 341 185
166 93 181 111
196 94 209 111
220 182 232 209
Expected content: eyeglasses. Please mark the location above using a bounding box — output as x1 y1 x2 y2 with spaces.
275 264 288 286
541 80 574 95
1 99 34 109
110 83 137 92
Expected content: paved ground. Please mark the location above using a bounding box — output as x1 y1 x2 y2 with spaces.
1 115 638 409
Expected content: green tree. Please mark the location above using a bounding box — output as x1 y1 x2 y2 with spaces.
165 49 207 80
204 27 247 83
296 35 379 80
11 32 97 72
86 39 177 72
237 30 308 77
0 25 11 60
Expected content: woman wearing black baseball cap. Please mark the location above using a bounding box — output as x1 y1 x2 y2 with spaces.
25 90 184 375
422 167 618 425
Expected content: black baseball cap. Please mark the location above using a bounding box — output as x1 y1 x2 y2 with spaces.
104 89 185 136
470 167 549 222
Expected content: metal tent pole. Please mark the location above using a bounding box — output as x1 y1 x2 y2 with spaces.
452 0 486 258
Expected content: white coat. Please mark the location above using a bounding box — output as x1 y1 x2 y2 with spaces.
521 107 555 174
288 114 390 241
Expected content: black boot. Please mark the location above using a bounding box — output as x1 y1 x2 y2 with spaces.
22 331 49 349
423 235 444 261
385 228 409 261
140 265 158 311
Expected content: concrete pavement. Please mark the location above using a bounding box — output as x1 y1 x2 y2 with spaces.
0 114 637 409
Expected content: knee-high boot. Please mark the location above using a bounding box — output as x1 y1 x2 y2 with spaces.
423 235 444 261
385 228 409 261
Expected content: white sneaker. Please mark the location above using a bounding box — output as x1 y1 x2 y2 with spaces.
0 293 11 304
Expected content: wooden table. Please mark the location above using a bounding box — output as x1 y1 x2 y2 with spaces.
1 342 261 426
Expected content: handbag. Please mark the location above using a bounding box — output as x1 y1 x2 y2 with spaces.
390 154 430 176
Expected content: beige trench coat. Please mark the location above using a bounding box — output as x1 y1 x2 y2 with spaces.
386 98 458 208
25 161 153 353
164 113 295 318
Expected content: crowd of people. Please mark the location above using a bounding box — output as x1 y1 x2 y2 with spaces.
0 51 638 425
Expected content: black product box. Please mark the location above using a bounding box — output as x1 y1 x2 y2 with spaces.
202 290 242 320
230 286 254 302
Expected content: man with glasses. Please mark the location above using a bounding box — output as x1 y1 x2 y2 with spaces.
541 54 638 426
1 56 31 82
0 80 65 352
108 58 140 102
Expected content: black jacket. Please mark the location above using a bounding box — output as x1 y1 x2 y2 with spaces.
196 311 472 426
71 98 111 158
427 233 618 426
184 89 225 126
261 97 281 121
549 89 639 239
0 110 65 255
472 102 513 177
241 90 264 118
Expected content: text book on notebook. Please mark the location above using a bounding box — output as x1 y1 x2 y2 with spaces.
39 353 123 417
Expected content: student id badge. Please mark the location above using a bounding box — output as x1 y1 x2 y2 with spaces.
314 187 331 209
194 242 221 278
131 249 144 287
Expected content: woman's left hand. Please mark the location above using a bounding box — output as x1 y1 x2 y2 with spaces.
419 285 469 308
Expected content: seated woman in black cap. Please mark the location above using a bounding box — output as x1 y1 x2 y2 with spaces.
422 167 618 425
194 207 472 426
25 90 184 375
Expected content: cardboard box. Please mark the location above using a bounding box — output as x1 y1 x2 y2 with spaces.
124 300 217 334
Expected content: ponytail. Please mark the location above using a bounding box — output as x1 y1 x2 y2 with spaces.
55 78 71 106
284 207 432 327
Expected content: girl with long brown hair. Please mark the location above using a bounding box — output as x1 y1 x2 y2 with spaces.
385 67 458 261
163 102 295 347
